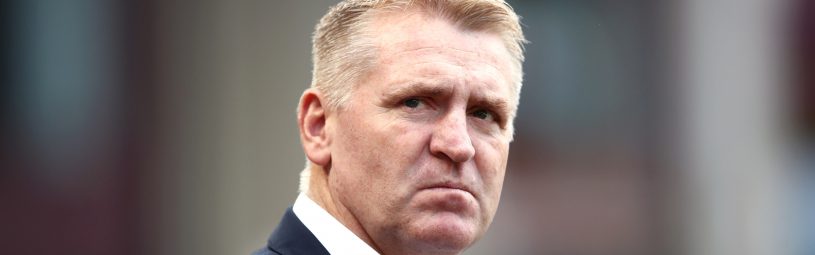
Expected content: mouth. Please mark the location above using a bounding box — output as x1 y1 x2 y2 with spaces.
422 182 476 198
417 181 479 214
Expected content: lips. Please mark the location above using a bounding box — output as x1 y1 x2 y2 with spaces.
422 181 476 199
417 181 479 215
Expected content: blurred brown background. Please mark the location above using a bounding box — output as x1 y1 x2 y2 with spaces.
3 0 812 254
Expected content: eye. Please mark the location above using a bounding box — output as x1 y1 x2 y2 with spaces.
471 109 494 121
403 98 421 108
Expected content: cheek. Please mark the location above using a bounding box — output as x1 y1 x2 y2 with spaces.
333 118 381 178
332 112 426 190
475 138 510 198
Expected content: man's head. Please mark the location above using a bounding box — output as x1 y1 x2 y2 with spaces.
296 0 525 254
310 0 526 112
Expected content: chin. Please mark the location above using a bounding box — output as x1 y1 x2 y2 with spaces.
409 212 481 252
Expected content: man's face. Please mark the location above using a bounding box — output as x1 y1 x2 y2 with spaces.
326 12 516 254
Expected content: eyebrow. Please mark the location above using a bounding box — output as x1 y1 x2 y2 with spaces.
380 81 453 102
381 81 513 122
471 93 510 116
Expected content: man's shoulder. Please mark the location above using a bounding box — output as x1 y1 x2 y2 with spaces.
256 207 329 255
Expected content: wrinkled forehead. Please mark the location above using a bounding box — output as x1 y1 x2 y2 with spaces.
366 10 519 100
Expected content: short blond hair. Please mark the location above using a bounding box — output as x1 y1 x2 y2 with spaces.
311 0 527 110
300 0 527 192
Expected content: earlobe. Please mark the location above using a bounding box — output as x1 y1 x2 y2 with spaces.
298 88 332 167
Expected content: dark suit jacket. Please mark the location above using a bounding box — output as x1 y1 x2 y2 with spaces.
253 207 330 255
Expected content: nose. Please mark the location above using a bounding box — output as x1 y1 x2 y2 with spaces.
429 111 476 163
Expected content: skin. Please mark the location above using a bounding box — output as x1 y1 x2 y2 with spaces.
298 11 517 255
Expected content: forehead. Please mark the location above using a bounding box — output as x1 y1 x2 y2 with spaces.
366 11 517 95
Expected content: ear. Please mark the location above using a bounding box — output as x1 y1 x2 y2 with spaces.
298 88 332 167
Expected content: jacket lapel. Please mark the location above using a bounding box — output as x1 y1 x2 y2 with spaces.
263 207 330 255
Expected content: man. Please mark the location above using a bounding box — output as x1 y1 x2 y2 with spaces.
255 0 526 254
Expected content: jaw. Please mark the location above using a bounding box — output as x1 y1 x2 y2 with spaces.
371 199 486 255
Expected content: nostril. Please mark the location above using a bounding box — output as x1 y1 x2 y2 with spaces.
429 131 475 163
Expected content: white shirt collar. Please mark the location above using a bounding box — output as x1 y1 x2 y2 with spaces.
293 193 380 255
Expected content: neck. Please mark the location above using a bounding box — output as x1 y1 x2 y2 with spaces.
306 165 383 253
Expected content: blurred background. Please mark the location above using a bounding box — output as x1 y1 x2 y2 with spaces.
2 0 812 254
